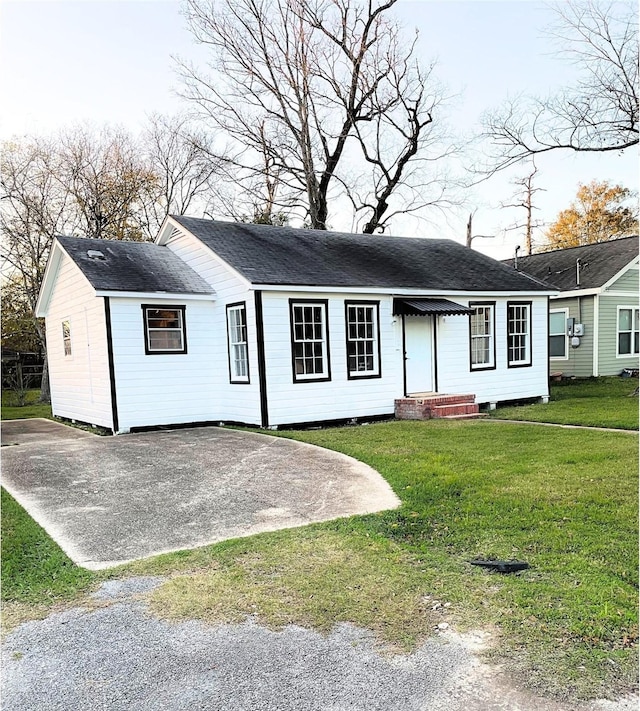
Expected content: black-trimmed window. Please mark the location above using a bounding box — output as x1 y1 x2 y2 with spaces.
227 302 249 383
469 302 495 370
507 301 532 367
345 301 380 378
289 300 330 382
62 320 72 356
142 305 187 354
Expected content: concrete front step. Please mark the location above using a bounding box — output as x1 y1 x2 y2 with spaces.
394 393 480 421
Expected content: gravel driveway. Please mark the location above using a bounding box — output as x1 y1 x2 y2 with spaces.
2 578 636 711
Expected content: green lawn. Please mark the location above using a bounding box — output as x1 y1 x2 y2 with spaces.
1 389 51 421
1 489 95 605
491 376 638 430
2 383 638 700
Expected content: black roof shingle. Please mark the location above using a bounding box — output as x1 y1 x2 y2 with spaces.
502 236 639 291
172 217 552 292
57 236 214 295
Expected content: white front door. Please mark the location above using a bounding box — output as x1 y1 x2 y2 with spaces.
404 316 433 394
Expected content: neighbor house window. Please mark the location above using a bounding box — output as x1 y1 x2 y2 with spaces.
289 300 330 382
617 307 639 356
469 303 495 370
549 309 568 359
507 302 532 367
62 320 72 356
345 301 380 378
142 305 187 354
227 302 249 383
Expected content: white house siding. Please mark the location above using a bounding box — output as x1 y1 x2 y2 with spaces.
547 295 595 378
261 291 403 426
44 254 112 428
437 296 550 404
162 229 261 425
109 297 225 431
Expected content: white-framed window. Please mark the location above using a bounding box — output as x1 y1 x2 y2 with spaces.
227 302 249 383
617 306 639 356
507 301 532 367
549 309 568 359
345 301 380 378
62 320 72 357
142 305 187 354
289 300 330 382
469 303 495 370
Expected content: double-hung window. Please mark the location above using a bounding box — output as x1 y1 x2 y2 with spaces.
469 303 495 370
617 307 639 356
227 302 249 383
345 301 380 378
62 320 72 357
549 309 568 359
142 305 187 354
290 300 330 382
507 302 532 367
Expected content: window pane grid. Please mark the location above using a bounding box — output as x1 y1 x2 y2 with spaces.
470 305 493 368
346 304 378 375
507 304 531 366
227 305 249 380
292 304 327 378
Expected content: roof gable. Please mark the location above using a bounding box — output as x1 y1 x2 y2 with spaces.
171 216 552 293
503 236 639 292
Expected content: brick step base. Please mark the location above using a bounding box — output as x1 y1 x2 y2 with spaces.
431 403 480 417
395 393 479 421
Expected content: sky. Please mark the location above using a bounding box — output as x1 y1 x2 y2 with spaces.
1 0 637 259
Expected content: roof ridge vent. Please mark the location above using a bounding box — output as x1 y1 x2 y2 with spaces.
87 249 106 260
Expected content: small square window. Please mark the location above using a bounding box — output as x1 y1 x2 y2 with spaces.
142 306 187 354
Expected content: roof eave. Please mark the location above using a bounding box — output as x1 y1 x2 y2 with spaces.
94 290 216 301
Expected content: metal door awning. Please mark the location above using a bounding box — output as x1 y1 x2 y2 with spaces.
393 298 471 316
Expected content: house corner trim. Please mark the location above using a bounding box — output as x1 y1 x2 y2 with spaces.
254 290 269 428
104 297 119 434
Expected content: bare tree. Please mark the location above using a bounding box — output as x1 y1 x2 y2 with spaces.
0 136 72 400
142 113 221 229
482 0 638 172
178 0 456 232
500 161 546 255
57 126 159 241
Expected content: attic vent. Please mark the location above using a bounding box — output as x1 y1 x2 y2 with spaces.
87 250 106 260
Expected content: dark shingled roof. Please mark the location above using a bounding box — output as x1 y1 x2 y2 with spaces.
57 236 214 295
503 236 639 291
173 216 551 292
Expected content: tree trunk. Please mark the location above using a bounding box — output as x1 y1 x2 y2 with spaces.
39 348 51 403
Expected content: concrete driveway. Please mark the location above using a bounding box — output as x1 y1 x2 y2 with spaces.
1 419 399 569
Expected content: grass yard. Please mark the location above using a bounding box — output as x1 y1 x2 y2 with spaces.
1 488 95 628
491 376 639 430
1 389 52 421
2 383 637 700
134 420 637 700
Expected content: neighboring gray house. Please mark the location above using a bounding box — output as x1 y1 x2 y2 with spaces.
36 217 555 433
505 236 639 377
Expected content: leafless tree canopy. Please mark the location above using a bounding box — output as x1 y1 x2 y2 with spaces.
0 121 220 399
482 0 638 172
178 0 458 232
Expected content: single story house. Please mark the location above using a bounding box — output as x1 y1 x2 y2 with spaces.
505 236 639 377
36 217 556 433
